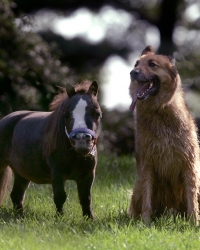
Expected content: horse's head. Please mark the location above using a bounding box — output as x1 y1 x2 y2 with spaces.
64 81 102 157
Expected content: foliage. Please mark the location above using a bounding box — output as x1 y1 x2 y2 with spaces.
12 0 200 80
12 0 200 112
0 0 70 117
98 108 135 155
0 154 200 249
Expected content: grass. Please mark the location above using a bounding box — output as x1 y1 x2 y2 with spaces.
0 154 200 249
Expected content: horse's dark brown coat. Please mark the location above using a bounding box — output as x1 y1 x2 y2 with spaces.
0 80 101 218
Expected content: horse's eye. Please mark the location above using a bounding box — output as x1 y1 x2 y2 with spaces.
94 111 102 119
64 111 71 119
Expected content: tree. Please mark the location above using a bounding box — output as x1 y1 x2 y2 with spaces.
12 0 200 94
0 0 70 117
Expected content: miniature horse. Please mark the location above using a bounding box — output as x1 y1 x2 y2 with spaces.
0 80 102 219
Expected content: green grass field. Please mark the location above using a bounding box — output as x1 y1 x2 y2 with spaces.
0 154 200 250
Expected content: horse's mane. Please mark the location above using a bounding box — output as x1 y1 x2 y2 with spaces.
49 80 92 111
43 80 93 157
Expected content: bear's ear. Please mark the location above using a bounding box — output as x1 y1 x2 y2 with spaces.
66 83 76 98
168 55 176 65
141 46 155 56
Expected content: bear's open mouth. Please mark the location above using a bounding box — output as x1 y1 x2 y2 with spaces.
130 76 160 111
137 78 157 100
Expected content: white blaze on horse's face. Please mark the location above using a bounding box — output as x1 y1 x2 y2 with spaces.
72 98 87 130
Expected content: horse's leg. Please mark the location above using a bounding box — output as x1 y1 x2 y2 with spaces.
0 166 12 205
76 174 95 219
51 172 66 215
10 173 30 211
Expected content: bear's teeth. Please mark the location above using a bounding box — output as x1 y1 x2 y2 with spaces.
149 82 153 88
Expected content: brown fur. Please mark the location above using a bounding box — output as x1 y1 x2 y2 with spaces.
128 46 200 225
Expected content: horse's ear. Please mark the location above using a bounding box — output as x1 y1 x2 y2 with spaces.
89 80 98 97
66 84 76 98
141 46 154 56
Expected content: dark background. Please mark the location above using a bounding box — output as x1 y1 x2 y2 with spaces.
0 0 200 154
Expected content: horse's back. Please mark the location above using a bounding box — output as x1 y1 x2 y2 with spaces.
0 111 52 183
11 111 50 148
0 111 32 157
0 111 49 161
0 111 33 131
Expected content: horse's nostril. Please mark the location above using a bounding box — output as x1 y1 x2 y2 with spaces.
71 133 82 141
84 133 92 141
71 134 78 140
71 132 93 141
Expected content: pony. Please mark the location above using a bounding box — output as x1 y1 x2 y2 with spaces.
0 80 102 219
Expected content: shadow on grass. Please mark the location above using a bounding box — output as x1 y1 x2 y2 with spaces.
0 206 24 223
0 205 199 235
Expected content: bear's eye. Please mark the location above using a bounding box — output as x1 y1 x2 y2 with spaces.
134 61 139 67
149 61 157 67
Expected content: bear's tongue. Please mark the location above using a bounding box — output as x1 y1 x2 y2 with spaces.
129 95 137 112
129 82 151 111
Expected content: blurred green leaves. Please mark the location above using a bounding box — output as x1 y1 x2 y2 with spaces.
0 0 70 116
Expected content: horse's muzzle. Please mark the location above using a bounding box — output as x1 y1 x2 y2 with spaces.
70 132 95 155
65 127 97 156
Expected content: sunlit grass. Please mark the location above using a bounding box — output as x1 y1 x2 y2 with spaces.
0 154 200 250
